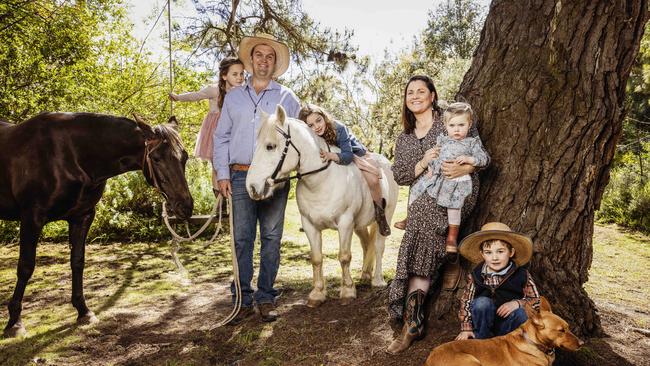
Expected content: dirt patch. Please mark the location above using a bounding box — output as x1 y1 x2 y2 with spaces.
3 278 647 366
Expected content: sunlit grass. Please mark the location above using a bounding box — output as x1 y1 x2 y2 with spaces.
585 224 650 313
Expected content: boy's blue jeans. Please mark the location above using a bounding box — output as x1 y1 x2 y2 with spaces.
471 296 528 339
229 170 290 307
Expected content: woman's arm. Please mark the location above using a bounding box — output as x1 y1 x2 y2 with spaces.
391 133 420 186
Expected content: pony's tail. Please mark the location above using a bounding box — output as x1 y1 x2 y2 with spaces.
362 225 378 275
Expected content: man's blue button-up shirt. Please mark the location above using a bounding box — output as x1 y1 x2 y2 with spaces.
213 79 301 180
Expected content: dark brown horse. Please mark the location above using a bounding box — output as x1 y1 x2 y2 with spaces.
0 112 193 337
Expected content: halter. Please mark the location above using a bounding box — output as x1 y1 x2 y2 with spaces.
142 138 169 200
269 124 331 184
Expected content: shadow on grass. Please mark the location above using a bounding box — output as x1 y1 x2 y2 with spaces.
0 244 149 366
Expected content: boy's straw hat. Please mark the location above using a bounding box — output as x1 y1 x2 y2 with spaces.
459 222 533 266
238 33 290 78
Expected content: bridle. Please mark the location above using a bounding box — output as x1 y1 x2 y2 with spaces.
142 138 169 200
269 124 331 185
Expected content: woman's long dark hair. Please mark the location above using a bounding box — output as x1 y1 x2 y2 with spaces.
401 75 442 134
217 57 244 108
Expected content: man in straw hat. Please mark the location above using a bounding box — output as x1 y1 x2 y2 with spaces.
214 33 300 324
455 222 541 340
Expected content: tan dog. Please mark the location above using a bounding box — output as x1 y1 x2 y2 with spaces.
424 298 583 366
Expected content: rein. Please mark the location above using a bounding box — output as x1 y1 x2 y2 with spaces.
269 124 331 184
522 330 555 356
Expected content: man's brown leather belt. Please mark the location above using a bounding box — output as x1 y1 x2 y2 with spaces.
230 164 250 171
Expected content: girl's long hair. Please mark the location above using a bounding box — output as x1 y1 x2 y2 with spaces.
298 104 337 146
401 75 442 134
217 57 244 108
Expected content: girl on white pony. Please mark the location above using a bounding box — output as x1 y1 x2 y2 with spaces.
298 104 391 236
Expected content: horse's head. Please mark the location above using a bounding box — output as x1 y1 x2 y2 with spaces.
135 115 193 219
247 105 302 200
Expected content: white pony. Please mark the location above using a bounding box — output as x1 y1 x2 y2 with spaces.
246 105 398 307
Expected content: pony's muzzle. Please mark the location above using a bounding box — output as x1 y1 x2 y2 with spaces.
248 179 273 200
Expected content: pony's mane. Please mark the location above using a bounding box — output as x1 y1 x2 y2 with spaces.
153 123 184 157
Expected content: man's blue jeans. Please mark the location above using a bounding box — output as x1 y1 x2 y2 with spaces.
471 296 528 339
230 170 289 307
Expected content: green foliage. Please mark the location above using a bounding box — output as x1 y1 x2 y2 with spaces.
0 0 218 243
423 0 484 60
178 0 358 73
597 25 650 232
597 142 650 232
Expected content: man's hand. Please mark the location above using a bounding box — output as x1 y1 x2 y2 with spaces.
217 179 232 198
496 300 520 318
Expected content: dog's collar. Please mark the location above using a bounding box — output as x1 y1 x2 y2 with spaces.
522 330 555 356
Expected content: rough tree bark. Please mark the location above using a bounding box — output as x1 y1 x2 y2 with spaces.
457 0 648 336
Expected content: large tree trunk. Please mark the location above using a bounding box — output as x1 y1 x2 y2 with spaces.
458 0 648 336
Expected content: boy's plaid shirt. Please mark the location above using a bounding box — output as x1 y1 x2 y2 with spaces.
459 263 540 332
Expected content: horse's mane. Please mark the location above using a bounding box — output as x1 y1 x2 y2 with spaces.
153 123 184 157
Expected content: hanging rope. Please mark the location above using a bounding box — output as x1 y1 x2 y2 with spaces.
167 0 174 116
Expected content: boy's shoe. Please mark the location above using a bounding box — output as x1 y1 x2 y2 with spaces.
393 217 407 230
257 303 278 322
227 306 255 326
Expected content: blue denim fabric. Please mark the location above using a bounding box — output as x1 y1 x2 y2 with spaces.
470 296 528 339
229 170 289 306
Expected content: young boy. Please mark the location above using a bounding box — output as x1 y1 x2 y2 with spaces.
456 222 541 340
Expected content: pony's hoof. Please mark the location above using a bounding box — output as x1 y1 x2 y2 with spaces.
360 272 372 282
371 278 387 287
340 297 355 306
77 311 98 325
307 298 325 308
3 323 26 338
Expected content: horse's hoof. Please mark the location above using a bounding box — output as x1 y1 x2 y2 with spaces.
340 297 355 306
77 311 98 325
306 298 325 308
3 323 26 338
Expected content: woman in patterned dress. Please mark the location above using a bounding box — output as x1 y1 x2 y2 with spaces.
386 75 490 354
169 57 244 194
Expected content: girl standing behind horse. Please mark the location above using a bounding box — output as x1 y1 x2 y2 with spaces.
298 104 391 236
169 57 244 195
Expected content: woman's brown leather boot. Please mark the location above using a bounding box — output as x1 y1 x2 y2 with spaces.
386 289 426 354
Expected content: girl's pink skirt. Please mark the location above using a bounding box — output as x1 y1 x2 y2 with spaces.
194 111 221 161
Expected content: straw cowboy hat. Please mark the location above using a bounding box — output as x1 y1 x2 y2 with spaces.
238 33 290 78
459 222 533 267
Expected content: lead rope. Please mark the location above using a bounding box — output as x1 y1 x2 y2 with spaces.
161 194 241 327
